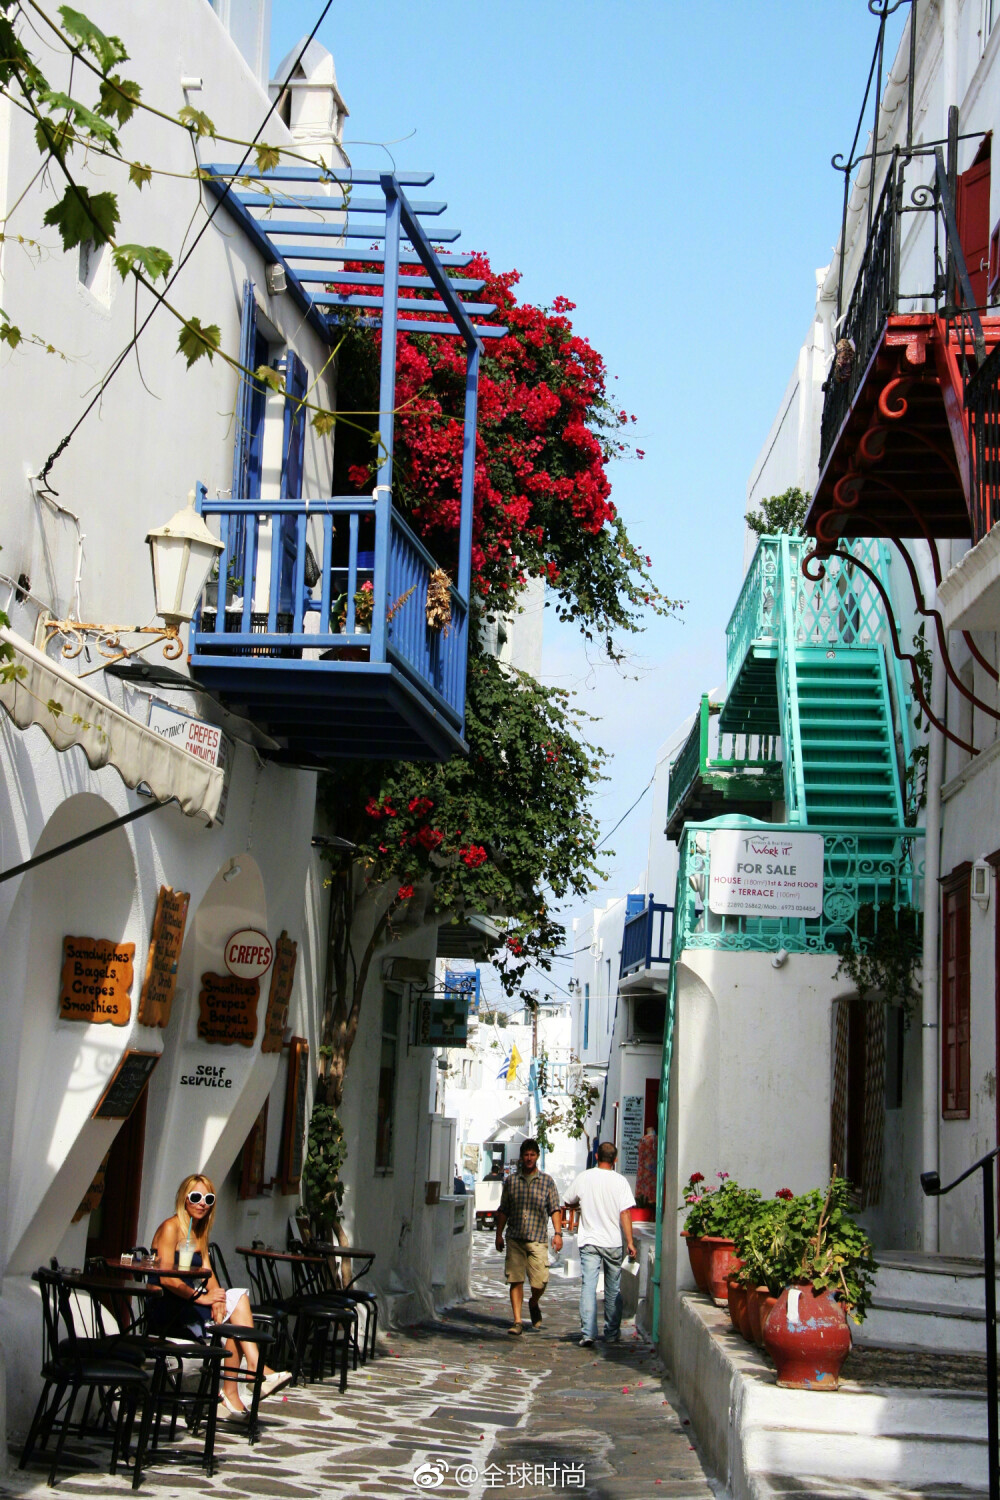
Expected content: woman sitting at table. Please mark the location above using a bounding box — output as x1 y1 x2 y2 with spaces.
150 1173 292 1417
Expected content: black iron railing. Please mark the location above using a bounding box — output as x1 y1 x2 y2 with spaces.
967 340 1000 546
820 143 987 473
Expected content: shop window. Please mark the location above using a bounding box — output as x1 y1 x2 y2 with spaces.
375 988 401 1173
941 865 972 1120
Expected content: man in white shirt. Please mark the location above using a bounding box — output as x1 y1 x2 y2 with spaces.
565 1141 637 1347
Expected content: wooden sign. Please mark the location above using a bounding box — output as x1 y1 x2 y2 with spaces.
261 931 297 1054
60 937 135 1026
239 1097 270 1200
92 1050 159 1119
138 886 190 1028
73 1150 110 1223
197 972 260 1046
279 1037 309 1192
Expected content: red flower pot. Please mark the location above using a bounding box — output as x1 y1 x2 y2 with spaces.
762 1285 852 1390
700 1236 742 1305
630 1207 655 1223
747 1285 773 1347
682 1233 710 1295
726 1276 752 1339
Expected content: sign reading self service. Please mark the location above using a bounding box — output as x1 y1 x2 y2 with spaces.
708 830 824 918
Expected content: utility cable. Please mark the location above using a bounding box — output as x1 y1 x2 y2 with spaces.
37 0 335 487
596 773 654 850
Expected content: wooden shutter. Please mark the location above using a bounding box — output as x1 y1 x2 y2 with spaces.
942 865 972 1119
956 144 991 308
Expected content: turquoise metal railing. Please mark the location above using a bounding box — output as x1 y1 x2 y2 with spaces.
725 537 779 695
666 696 783 829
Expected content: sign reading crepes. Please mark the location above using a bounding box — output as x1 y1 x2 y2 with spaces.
197 972 260 1046
262 931 297 1054
708 830 825 918
146 701 233 824
60 937 135 1026
224 929 273 980
138 886 190 1028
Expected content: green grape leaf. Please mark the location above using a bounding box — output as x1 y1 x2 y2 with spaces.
38 89 119 146
254 143 282 174
254 364 284 393
177 317 221 368
99 74 141 128
113 243 173 282
178 106 216 139
43 186 119 252
0 318 22 349
58 7 127 73
128 161 152 190
312 409 336 437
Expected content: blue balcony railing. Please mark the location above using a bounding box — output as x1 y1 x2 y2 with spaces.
620 896 673 979
190 488 468 760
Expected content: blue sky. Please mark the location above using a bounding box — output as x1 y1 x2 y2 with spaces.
271 2 906 993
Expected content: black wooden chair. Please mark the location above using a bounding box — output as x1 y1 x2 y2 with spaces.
19 1268 152 1487
208 1241 279 1445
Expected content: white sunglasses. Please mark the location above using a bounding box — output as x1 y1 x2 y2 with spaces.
186 1191 216 1207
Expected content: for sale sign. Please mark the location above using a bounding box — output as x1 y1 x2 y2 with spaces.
708 830 824 918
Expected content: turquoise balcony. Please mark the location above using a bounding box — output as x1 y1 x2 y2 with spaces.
665 695 783 841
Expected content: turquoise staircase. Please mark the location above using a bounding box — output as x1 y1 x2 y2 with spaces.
724 534 910 842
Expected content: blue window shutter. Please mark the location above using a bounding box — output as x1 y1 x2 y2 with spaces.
231 281 258 500
625 893 645 920
278 351 308 613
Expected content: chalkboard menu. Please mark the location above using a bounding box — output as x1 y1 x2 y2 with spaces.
621 1093 644 1176
138 886 189 1028
92 1050 160 1119
279 1037 309 1193
261 931 297 1054
197 973 260 1045
60 937 135 1026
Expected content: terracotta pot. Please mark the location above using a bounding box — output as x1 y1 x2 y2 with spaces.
746 1290 773 1350
726 1277 752 1339
700 1236 742 1305
762 1285 852 1390
682 1233 710 1295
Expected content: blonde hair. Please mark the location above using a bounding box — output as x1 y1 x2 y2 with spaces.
174 1173 217 1242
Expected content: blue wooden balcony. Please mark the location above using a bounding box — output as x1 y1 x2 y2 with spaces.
187 165 506 761
619 896 672 980
190 489 468 761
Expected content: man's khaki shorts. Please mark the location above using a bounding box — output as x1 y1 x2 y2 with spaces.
504 1238 549 1288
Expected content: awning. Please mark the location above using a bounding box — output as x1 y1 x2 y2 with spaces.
0 626 224 822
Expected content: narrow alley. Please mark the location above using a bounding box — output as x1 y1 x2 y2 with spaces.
3 1241 716 1500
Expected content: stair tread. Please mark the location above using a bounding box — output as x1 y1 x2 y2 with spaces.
869 1296 986 1321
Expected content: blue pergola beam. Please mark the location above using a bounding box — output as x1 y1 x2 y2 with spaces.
234 192 448 217
276 244 474 268
258 219 462 243
392 179 479 349
206 164 435 187
333 315 507 338
294 268 486 293
311 292 496 315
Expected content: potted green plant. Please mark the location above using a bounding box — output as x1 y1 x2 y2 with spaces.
680 1172 760 1305
731 1190 796 1344
761 1175 877 1390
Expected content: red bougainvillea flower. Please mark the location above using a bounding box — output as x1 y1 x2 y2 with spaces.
364 797 382 819
775 1188 794 1200
459 844 488 868
397 885 414 901
506 937 524 955
415 826 444 851
408 796 434 817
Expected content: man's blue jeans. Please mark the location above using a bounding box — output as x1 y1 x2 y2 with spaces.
580 1245 625 1340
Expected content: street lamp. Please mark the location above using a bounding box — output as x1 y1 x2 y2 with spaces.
145 489 225 628
921 1149 999 1500
44 490 224 666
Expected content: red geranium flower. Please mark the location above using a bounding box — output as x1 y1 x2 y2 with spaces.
775 1188 794 1200
397 885 414 901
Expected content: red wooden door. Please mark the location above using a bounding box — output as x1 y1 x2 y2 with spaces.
942 867 972 1119
86 1083 149 1259
957 152 992 307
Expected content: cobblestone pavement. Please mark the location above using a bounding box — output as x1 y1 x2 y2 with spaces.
2 1238 719 1500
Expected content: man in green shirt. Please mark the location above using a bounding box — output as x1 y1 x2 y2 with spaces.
494 1139 563 1336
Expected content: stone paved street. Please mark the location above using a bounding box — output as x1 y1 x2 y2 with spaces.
2 1240 719 1500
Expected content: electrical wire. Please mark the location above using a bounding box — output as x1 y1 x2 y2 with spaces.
37 0 336 487
595 774 654 850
